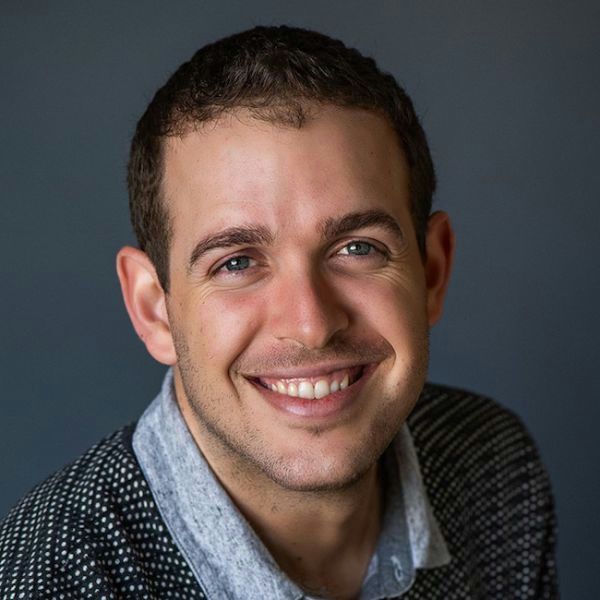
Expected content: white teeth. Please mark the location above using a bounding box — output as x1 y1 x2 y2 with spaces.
298 381 315 399
314 380 330 399
264 370 356 399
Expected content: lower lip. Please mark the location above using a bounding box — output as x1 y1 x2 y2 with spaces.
249 364 377 420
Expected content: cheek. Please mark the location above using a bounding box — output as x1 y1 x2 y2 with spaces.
342 274 428 339
183 292 266 365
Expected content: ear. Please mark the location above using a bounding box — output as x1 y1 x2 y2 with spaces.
116 246 177 365
424 211 455 326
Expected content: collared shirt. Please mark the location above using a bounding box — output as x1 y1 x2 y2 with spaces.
132 370 450 600
1 378 558 598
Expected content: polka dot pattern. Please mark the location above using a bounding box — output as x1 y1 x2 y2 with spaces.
0 425 205 599
404 385 558 599
0 386 557 598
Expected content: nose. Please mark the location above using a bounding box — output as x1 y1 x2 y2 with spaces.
269 266 350 350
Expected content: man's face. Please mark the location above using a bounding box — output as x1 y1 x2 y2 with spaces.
163 106 433 492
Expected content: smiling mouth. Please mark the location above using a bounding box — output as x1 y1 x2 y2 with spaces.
251 365 366 400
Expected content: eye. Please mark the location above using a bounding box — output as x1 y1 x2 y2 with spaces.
331 239 389 272
337 241 378 256
216 255 253 273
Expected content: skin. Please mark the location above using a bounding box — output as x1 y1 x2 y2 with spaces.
117 105 454 599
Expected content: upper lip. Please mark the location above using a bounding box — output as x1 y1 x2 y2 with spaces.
242 360 373 380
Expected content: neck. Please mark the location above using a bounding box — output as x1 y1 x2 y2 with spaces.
232 463 382 599
176 384 383 599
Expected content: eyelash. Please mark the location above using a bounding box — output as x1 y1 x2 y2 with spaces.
212 240 386 277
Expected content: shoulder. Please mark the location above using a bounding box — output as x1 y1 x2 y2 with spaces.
407 384 558 597
0 426 136 596
0 425 203 598
408 383 550 492
0 424 140 528
0 425 139 540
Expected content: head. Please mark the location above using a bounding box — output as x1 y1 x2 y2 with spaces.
127 25 437 294
118 26 454 493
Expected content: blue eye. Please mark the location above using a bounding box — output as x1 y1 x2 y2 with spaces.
342 241 374 256
221 256 251 271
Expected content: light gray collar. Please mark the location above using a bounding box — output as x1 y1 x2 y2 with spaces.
133 370 450 600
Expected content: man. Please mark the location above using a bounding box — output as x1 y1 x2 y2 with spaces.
0 25 557 599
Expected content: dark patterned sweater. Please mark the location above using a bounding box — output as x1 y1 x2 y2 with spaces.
0 385 558 599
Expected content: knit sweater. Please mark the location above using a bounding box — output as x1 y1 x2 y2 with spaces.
0 384 558 599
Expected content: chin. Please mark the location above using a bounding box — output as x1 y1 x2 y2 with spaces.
259 457 374 493
250 428 391 493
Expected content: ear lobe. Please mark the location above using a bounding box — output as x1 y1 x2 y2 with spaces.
116 246 177 365
424 211 455 326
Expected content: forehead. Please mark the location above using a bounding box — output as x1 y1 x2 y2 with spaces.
162 106 410 240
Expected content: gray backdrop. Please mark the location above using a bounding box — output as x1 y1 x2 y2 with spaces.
1 2 598 598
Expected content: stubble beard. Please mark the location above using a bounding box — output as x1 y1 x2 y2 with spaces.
171 325 430 494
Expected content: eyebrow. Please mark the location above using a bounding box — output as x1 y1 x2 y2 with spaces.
319 209 405 242
188 225 274 271
187 209 404 271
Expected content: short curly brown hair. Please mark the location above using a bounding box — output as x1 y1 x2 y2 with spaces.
127 25 436 292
